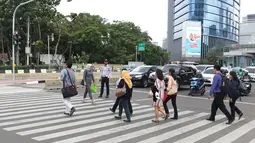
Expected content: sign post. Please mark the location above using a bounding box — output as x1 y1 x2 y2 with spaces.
138 43 145 51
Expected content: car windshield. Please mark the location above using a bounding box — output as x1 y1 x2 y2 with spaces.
196 65 206 71
246 68 255 73
204 69 214 74
132 66 151 72
162 65 180 73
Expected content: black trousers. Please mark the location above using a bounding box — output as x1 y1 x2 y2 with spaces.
229 96 242 118
163 94 178 117
210 93 232 120
100 77 109 96
112 96 133 114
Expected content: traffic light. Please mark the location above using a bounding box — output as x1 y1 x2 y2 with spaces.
13 32 21 46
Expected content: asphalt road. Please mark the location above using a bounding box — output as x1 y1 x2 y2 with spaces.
0 84 254 143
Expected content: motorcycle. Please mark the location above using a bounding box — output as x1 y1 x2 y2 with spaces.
239 78 251 96
189 77 205 96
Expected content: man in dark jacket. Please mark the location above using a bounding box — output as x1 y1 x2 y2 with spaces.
207 65 234 124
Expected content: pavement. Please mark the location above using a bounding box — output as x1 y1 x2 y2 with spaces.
0 84 254 143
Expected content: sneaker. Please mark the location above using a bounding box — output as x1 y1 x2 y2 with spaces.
109 108 115 113
69 107 76 116
239 113 243 120
114 116 121 120
123 119 131 122
91 99 95 105
82 98 86 103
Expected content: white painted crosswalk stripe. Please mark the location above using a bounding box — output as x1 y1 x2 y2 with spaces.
174 117 245 143
211 119 255 143
0 88 255 143
17 106 153 135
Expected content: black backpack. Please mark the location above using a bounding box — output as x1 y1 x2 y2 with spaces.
220 74 230 95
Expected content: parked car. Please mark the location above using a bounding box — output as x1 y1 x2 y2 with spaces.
149 64 196 90
202 67 229 85
196 65 213 72
246 67 255 81
130 65 158 87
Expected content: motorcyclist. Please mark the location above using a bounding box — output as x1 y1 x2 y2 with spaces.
241 71 251 81
237 69 245 77
195 70 203 78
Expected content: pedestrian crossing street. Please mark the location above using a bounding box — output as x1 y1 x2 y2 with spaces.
0 86 255 143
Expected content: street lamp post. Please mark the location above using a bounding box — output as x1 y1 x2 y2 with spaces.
12 0 35 84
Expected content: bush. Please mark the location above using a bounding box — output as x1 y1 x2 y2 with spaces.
0 65 59 70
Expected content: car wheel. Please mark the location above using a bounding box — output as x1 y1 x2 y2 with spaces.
142 78 148 88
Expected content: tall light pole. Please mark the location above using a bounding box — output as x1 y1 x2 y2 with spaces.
12 0 35 84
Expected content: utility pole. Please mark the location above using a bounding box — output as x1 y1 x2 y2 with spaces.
12 0 35 84
135 46 137 62
26 16 30 65
48 33 54 70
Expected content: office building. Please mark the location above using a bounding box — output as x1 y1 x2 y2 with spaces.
242 14 255 23
167 0 240 61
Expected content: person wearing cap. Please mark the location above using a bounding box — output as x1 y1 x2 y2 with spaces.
99 59 112 98
83 64 95 104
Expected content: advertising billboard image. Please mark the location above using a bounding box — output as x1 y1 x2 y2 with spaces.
185 27 201 57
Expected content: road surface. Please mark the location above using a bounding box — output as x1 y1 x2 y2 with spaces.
0 84 254 143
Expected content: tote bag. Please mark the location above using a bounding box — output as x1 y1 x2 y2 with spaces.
62 69 78 98
168 76 177 96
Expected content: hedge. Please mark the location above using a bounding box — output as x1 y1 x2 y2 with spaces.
0 65 59 70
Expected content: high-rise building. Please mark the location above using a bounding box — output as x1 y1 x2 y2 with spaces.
242 14 255 23
167 0 240 61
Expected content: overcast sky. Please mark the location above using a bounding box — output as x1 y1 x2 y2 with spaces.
57 0 255 46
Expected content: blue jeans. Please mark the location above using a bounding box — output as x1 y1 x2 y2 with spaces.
118 98 131 120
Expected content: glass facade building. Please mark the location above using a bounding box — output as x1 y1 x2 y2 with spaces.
168 0 240 60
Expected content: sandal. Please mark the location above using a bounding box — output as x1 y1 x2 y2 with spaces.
152 119 160 123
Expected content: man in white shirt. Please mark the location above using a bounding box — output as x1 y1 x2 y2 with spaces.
99 59 112 98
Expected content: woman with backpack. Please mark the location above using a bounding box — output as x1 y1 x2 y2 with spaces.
228 71 243 120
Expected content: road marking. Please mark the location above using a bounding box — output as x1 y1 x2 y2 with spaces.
125 88 255 106
0 103 136 127
33 110 175 141
249 138 255 143
174 117 245 143
212 119 255 143
0 100 113 121
17 106 153 136
95 112 209 143
139 115 237 143
53 111 197 143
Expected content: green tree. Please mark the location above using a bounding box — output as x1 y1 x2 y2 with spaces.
203 47 223 64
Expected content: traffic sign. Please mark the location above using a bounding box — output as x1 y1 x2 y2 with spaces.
138 43 145 51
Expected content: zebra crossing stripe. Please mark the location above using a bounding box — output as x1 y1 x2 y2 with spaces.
0 89 42 94
0 94 61 103
0 98 108 114
33 110 176 141
16 105 152 135
174 117 245 143
0 100 114 121
137 115 226 143
211 119 255 143
95 112 210 143
0 103 140 127
0 98 102 109
53 111 198 143
249 138 255 143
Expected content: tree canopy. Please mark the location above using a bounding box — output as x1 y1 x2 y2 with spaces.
0 0 170 65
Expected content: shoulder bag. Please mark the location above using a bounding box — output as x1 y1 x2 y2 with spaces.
116 80 126 97
62 69 78 98
168 76 177 96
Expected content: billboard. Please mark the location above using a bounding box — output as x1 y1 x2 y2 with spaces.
185 26 201 57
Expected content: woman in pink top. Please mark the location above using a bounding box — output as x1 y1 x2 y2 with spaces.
163 68 178 120
151 69 167 123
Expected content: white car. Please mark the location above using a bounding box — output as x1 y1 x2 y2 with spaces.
196 65 214 72
246 67 255 81
202 67 229 85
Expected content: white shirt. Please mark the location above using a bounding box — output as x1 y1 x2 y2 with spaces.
100 64 112 77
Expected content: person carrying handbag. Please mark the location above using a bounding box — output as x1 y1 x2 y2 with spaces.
60 60 77 116
163 68 178 120
114 70 133 122
150 69 167 123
